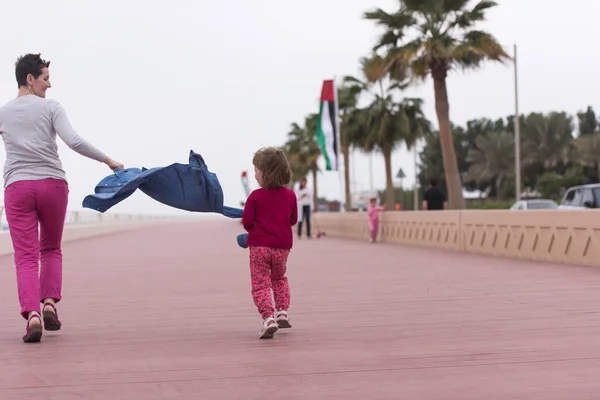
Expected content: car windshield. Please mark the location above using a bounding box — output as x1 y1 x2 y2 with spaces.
593 188 600 206
527 201 557 209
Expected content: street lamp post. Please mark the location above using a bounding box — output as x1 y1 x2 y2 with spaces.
413 143 419 210
369 153 374 192
513 43 521 201
396 168 405 209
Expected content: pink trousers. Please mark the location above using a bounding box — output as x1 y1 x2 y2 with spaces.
369 219 379 240
249 246 291 319
4 178 68 319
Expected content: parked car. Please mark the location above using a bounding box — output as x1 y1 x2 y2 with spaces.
559 184 600 209
509 199 558 210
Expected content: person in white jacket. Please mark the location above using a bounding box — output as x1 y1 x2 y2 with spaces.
295 177 312 238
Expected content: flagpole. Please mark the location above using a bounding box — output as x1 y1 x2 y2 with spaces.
369 153 373 192
513 43 521 202
333 76 344 213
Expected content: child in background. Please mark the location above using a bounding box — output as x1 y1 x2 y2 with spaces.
242 147 298 339
367 197 385 243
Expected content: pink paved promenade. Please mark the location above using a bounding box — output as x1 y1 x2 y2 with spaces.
1 220 600 399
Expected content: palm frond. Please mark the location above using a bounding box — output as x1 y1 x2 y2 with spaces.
452 30 510 69
366 0 506 78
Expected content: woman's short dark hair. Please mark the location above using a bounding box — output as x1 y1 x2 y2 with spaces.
252 147 292 189
15 53 50 87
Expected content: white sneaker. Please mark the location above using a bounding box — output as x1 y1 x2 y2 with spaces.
276 310 292 328
258 317 278 339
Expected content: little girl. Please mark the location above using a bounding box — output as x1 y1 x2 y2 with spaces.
242 147 298 339
367 197 385 243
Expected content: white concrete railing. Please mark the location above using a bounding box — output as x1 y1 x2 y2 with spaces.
0 207 174 231
0 207 181 256
63 209 172 225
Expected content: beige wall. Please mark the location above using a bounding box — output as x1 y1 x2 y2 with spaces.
313 210 600 267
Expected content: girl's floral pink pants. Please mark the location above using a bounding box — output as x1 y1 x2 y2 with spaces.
249 246 291 319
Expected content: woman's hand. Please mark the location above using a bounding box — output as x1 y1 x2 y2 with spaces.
104 156 124 171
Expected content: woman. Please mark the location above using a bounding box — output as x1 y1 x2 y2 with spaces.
0 53 123 343
295 177 312 238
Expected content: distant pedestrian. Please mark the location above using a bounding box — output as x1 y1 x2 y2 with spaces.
422 179 447 210
367 197 385 242
295 177 312 238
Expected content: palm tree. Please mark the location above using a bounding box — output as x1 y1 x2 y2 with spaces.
577 106 598 135
345 55 430 210
337 82 363 211
522 112 574 171
364 0 510 209
575 106 600 179
363 98 430 209
283 124 310 186
465 130 514 199
303 113 321 208
283 115 321 209
575 133 600 180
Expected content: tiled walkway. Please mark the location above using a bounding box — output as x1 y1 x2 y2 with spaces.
1 220 600 399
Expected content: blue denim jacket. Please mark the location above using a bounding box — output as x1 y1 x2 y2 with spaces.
82 150 243 219
237 233 248 248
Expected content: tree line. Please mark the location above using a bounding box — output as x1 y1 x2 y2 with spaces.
282 0 591 211
419 106 599 202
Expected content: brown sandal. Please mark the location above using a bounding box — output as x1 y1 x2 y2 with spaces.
43 302 62 331
23 313 42 343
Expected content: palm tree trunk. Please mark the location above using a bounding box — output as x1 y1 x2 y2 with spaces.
311 164 318 210
382 147 394 211
342 144 352 211
496 175 504 200
432 68 465 209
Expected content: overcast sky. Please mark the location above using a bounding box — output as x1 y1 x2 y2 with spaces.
0 0 598 216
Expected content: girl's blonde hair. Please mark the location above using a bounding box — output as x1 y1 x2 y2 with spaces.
253 147 292 189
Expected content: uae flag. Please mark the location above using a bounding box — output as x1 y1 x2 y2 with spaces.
316 80 339 171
